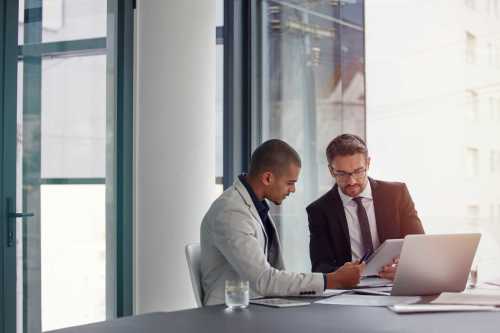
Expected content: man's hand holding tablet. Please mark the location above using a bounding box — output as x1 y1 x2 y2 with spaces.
378 257 399 280
362 239 404 278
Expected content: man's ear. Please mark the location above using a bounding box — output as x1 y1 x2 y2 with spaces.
261 171 274 186
328 164 335 178
366 156 371 170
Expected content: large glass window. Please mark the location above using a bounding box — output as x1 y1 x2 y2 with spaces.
18 1 106 44
40 184 105 330
257 0 500 282
41 55 106 178
260 0 365 272
366 0 500 281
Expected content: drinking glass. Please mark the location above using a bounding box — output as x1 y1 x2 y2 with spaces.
225 280 249 309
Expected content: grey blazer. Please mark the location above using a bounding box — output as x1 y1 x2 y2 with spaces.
200 178 324 305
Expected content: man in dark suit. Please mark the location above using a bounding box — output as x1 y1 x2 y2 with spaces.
307 134 424 279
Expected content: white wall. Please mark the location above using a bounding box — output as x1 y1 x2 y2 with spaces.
135 0 217 313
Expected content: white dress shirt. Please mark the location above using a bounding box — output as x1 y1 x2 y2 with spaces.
337 181 380 261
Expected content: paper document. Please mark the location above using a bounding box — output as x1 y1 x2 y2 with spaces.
250 298 311 308
323 289 350 297
476 283 500 290
432 292 500 306
484 278 500 287
316 294 420 307
389 304 499 314
353 287 392 296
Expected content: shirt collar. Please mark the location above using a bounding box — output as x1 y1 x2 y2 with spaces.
238 174 270 216
337 179 373 206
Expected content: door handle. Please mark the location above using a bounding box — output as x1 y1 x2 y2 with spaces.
6 198 34 247
8 212 34 218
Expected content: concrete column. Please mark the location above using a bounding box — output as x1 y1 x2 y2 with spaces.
135 0 217 312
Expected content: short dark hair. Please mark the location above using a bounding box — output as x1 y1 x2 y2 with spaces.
248 139 301 178
325 134 368 164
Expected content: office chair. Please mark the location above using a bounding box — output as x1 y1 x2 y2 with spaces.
185 243 204 307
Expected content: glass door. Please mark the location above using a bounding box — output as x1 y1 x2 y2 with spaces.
1 1 133 332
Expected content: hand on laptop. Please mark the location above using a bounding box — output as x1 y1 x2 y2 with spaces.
327 261 365 289
378 257 399 280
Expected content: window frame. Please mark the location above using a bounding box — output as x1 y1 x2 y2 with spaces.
223 0 262 189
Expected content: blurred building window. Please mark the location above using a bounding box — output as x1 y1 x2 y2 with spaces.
466 148 479 177
465 0 476 10
466 31 476 64
466 90 479 121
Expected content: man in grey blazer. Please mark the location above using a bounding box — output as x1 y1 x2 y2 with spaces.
200 139 364 305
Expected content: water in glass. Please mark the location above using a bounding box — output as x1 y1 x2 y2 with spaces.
225 280 249 309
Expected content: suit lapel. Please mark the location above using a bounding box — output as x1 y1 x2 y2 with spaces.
370 178 388 242
267 214 285 269
234 179 269 253
327 185 351 258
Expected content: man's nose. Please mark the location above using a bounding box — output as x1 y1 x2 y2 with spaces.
346 175 357 185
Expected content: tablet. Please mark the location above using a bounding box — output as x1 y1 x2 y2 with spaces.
362 239 403 277
250 298 311 308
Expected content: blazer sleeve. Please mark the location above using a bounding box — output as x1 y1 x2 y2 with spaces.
307 205 339 273
399 183 425 236
212 207 324 297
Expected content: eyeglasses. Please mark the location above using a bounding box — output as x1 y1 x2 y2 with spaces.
331 167 367 181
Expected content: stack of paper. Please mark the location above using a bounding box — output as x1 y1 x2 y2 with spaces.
389 304 499 314
316 294 420 307
323 289 350 297
484 278 500 287
432 292 500 306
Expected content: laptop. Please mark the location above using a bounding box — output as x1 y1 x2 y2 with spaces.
356 233 481 296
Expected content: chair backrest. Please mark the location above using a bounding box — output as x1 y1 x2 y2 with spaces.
185 243 204 307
